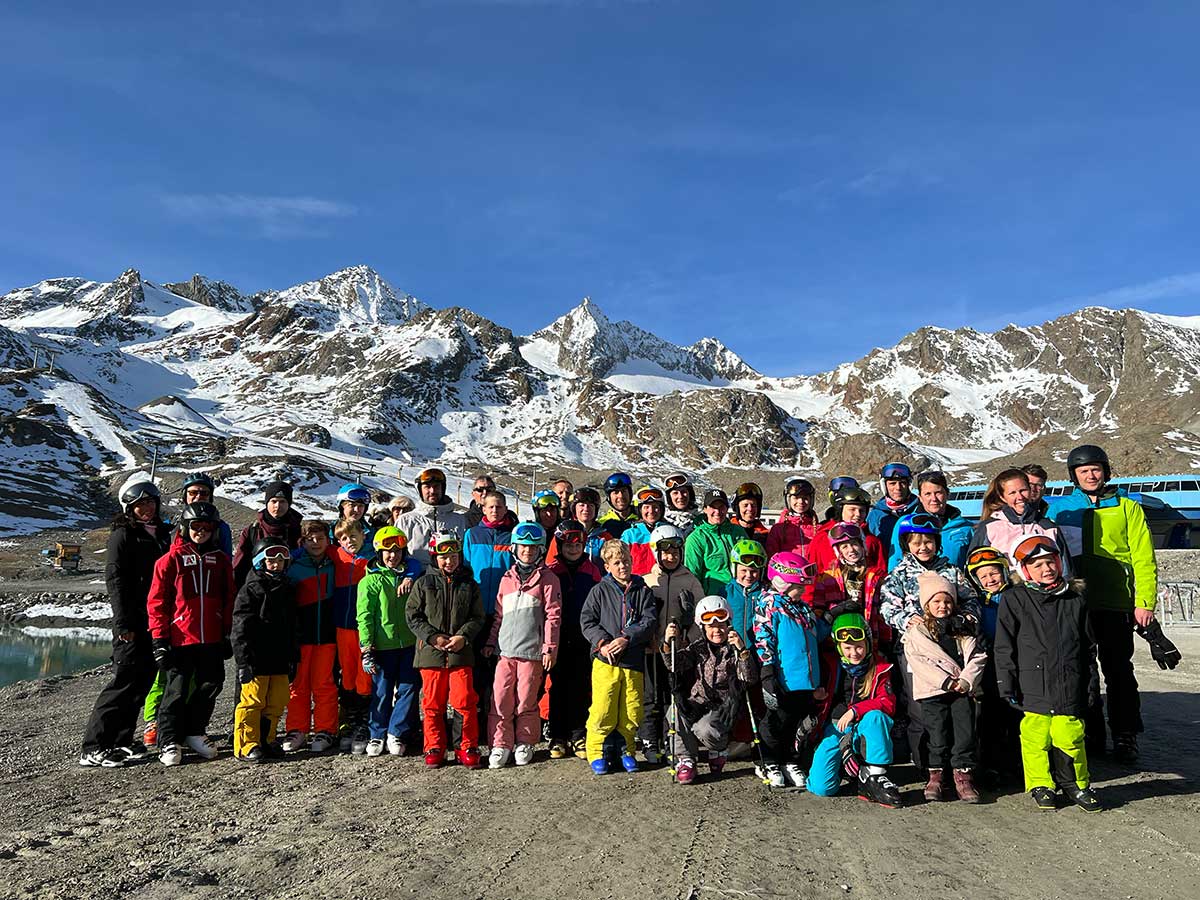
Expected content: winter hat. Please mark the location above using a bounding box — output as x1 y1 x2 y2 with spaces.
917 571 955 610
264 480 293 505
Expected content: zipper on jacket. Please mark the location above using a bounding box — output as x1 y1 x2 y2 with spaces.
198 551 206 644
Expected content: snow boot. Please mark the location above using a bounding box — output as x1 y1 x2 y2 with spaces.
924 768 946 801
953 768 981 803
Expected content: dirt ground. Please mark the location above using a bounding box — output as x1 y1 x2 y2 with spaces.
2 634 1198 900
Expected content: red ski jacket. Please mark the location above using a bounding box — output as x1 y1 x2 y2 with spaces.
147 535 236 647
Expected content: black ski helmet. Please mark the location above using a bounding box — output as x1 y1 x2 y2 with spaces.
120 481 160 514
1066 444 1110 484
179 501 221 525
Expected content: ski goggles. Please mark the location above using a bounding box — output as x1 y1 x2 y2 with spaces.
636 487 665 505
340 487 371 503
555 529 585 545
829 476 858 493
664 473 691 490
604 472 633 490
532 491 560 509
698 607 731 625
772 559 817 581
734 482 763 500
968 547 1008 569
734 554 766 569
829 522 865 545
187 520 216 531
833 624 868 643
785 478 815 497
881 463 912 481
1013 535 1059 564
432 537 462 555
415 468 446 485
654 537 684 551
907 513 940 531
376 533 408 551
258 544 291 560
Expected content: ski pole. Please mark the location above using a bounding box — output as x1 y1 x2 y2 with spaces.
745 686 770 784
668 630 678 783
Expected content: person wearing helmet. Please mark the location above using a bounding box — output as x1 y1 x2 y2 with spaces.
867 463 920 550
661 596 757 785
356 526 423 757
879 512 981 770
996 535 1103 812
79 478 174 768
725 539 769 647
807 605 902 807
965 547 1021 783
663 472 699 536
620 485 668 576
683 489 748 596
823 476 860 522
639 522 703 764
883 471 973 570
396 468 468 568
766 477 818 560
281 519 339 754
178 472 233 555
232 479 302 590
969 468 1072 576
333 482 376 556
549 487 612 567
331 519 373 753
752 551 828 789
1048 444 1157 764
483 522 562 769
405 532 485 769
230 538 298 763
811 522 889 642
580 540 659 775
596 471 638 538
730 482 769 544
545 520 604 759
808 486 886 577
146 501 236 766
531 490 562 546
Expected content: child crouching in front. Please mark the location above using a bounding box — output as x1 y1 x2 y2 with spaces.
484 522 562 768
807 604 901 806
996 536 1102 812
904 572 987 802
661 596 756 784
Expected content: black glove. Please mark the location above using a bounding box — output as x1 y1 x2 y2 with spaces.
824 600 863 625
221 638 234 660
237 665 255 685
761 668 779 710
1136 620 1181 670
676 590 695 622
945 613 977 637
152 638 173 670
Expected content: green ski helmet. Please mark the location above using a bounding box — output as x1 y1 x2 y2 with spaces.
729 539 767 575
830 608 871 661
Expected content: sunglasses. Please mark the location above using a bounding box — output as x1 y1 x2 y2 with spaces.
433 539 462 555
699 608 731 625
472 485 492 494
833 625 867 643
665 474 690 490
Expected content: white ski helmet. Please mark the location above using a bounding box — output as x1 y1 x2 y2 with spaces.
693 595 732 627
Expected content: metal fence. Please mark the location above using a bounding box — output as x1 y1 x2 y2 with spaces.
1159 582 1200 626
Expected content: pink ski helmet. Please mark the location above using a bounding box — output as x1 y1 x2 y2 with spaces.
767 551 817 585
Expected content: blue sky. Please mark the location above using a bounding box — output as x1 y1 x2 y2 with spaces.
3 2 1199 375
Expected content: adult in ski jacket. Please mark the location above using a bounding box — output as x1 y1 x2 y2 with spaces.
684 520 748 595
396 497 468 568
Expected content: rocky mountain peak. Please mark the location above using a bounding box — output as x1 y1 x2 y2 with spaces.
272 265 429 326
166 275 256 313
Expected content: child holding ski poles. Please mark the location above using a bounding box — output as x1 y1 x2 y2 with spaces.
661 596 757 784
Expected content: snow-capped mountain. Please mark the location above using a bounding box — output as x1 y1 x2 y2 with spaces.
1 264 1198 534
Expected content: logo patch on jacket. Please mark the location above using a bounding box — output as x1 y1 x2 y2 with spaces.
181 554 198 566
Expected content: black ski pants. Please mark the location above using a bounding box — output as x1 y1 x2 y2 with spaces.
157 644 226 746
760 689 814 766
80 632 157 752
1085 610 1143 742
922 692 978 770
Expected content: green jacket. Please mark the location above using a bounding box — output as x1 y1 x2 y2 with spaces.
357 561 417 650
405 566 486 668
1049 487 1158 612
683 521 749 596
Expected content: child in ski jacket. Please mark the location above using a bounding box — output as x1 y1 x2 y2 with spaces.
966 546 1022 780
283 520 338 751
903 572 987 803
753 552 830 788
231 539 299 761
332 519 372 749
357 525 422 755
808 605 900 806
547 526 603 758
810 522 890 643
405 532 485 768
146 503 236 763
579 541 659 773
661 595 757 784
995 535 1100 811
724 539 768 646
485 525 562 767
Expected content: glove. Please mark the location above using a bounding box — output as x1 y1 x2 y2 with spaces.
152 638 172 670
237 665 255 685
221 638 234 660
761 670 779 710
1136 620 1181 670
824 600 863 625
945 613 976 637
361 648 379 676
676 589 695 621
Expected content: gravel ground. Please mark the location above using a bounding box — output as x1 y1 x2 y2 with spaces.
2 633 1198 900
